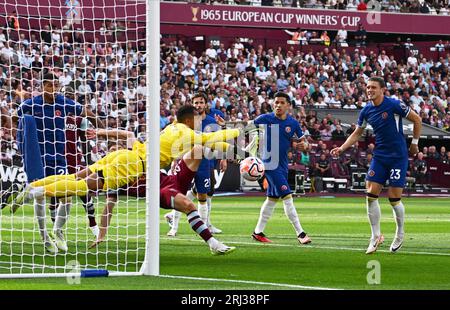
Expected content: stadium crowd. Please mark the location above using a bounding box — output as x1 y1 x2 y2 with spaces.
183 0 450 15
0 15 449 188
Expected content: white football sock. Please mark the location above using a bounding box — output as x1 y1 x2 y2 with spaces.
34 197 49 242
29 186 45 199
392 201 405 238
54 202 71 233
282 196 304 236
90 225 100 239
186 190 195 201
206 197 212 227
50 208 57 223
206 236 219 248
367 197 381 240
198 200 208 223
171 210 182 231
254 198 277 234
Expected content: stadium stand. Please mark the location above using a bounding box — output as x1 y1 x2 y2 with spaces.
1 1 449 191
179 0 450 15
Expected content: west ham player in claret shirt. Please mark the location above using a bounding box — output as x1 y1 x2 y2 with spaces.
63 86 99 239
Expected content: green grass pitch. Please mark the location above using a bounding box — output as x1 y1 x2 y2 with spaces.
0 196 449 290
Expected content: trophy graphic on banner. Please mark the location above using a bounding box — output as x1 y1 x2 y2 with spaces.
191 7 199 22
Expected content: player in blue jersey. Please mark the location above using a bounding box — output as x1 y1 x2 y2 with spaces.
165 92 227 236
251 92 311 245
331 77 422 254
8 73 103 253
203 97 227 234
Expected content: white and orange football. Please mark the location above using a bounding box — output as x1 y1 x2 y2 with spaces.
239 157 265 181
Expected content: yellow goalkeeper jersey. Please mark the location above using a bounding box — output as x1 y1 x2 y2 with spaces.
159 122 239 168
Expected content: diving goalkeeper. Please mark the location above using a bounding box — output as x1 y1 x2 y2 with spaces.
10 105 248 254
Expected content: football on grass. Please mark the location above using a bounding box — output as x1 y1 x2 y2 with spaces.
240 157 265 181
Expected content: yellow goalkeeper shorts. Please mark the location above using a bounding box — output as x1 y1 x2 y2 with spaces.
98 151 145 191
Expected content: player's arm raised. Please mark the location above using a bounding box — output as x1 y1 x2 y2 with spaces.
192 128 241 146
331 126 365 157
406 109 422 156
87 128 136 149
81 105 106 129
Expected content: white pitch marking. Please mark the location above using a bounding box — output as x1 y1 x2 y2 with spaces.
158 274 341 290
161 237 450 257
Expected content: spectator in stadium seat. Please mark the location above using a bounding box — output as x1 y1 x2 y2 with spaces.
361 153 373 170
443 151 450 164
287 150 295 164
314 96 328 108
317 142 328 157
434 40 445 52
299 148 310 166
345 142 361 168
320 31 331 47
412 152 430 189
320 124 333 141
343 99 357 109
332 124 346 140
440 5 450 15
346 123 357 136
400 1 410 13
261 0 274 6
422 146 429 158
409 1 420 13
7 11 20 32
357 0 368 11
308 123 321 140
407 52 419 69
336 29 348 44
315 153 331 177
419 1 431 14
284 28 307 42
366 143 375 156
276 72 289 91
428 145 440 160
438 146 448 162
281 0 294 7
354 23 367 47
327 91 343 108
346 0 358 10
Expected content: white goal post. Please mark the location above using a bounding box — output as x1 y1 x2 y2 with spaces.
0 0 159 279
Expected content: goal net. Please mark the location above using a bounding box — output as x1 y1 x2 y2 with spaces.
0 0 155 278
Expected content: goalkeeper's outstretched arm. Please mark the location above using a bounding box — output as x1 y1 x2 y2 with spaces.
82 105 106 129
87 128 136 148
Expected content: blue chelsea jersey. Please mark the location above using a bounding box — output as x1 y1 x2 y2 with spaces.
207 107 225 120
18 94 83 163
357 96 410 159
254 113 303 172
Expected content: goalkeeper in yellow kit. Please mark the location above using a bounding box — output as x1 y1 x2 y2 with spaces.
11 105 245 254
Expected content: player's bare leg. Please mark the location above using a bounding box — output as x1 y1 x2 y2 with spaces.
388 186 405 253
166 145 205 237
365 181 384 254
74 167 99 238
89 193 116 248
